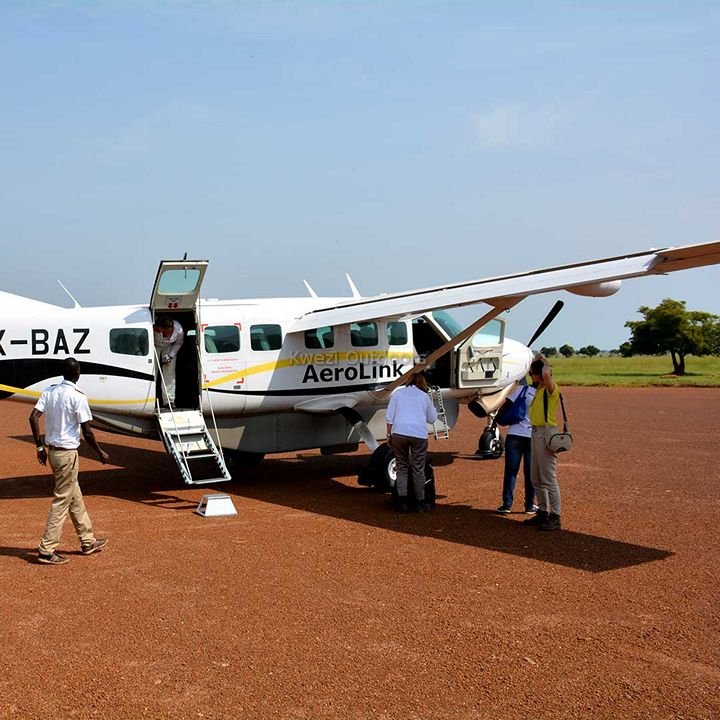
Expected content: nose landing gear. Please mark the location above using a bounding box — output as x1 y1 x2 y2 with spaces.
475 419 504 460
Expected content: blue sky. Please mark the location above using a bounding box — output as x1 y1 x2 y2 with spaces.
1 1 718 350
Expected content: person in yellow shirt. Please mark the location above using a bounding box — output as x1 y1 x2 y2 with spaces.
524 355 562 531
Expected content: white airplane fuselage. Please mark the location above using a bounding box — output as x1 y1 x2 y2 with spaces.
0 295 531 456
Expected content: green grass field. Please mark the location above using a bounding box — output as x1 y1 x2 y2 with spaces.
547 355 720 387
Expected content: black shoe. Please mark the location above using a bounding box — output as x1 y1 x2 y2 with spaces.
496 505 512 514
540 513 562 531
394 497 409 513
523 510 548 526
416 501 431 513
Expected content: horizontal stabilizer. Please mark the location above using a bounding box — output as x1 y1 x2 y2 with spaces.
0 290 62 312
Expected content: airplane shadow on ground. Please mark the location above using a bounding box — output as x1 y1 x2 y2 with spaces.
2 435 200 509
2 436 672 573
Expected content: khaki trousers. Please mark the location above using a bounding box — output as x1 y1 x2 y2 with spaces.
530 426 561 515
160 356 177 404
38 448 95 555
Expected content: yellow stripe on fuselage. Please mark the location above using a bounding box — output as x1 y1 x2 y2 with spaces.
3 350 416 402
0 384 42 399
0 384 150 406
202 350 415 389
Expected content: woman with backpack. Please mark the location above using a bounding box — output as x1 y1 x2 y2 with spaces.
495 379 538 515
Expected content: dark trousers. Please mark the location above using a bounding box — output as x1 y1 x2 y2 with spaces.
392 434 428 502
501 434 535 511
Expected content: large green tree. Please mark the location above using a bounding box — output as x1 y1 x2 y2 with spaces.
624 298 720 375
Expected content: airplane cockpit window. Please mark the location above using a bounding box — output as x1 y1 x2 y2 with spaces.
350 322 378 347
387 321 408 346
109 328 149 356
250 324 282 351
470 319 503 346
432 310 463 339
304 326 335 349
204 325 240 353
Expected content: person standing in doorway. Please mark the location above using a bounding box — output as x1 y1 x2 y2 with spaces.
496 380 538 515
386 372 438 512
153 316 184 406
29 358 109 565
524 356 562 531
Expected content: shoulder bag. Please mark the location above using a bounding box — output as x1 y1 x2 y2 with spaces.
543 389 573 453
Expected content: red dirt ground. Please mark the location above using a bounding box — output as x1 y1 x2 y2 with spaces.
1 387 719 720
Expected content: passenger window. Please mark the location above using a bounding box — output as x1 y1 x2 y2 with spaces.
351 322 378 347
304 326 335 349
204 325 240 353
387 321 408 346
250 324 282 351
109 328 149 356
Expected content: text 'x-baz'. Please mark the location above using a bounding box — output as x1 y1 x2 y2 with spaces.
0 328 90 356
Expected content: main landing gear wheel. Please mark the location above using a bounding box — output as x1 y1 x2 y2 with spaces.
357 443 397 491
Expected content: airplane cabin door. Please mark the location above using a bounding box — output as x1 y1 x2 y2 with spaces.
150 260 209 312
455 318 505 389
150 260 209 410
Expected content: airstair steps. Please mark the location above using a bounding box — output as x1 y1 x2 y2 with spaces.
157 409 232 485
428 386 450 440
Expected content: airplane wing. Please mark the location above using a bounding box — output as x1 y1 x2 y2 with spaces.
287 241 720 332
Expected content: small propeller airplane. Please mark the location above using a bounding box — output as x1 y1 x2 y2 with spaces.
1 240 718 488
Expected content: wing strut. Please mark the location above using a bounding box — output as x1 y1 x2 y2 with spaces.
375 298 524 396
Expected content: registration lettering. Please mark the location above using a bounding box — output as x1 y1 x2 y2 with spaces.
0 328 92 356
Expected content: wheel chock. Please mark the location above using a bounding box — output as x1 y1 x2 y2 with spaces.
195 493 238 517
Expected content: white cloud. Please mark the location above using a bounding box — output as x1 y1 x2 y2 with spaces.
471 101 578 149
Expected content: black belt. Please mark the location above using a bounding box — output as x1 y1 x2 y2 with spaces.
47 445 75 451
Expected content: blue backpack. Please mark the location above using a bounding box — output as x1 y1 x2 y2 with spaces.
495 385 529 427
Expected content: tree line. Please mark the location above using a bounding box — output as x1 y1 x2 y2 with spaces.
540 298 720 375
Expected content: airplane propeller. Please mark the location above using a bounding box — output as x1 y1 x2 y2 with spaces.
527 300 564 349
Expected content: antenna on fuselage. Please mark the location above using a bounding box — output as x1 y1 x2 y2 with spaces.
57 280 81 309
345 273 361 298
303 280 318 298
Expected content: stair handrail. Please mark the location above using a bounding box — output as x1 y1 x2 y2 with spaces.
194 304 228 471
428 385 450 440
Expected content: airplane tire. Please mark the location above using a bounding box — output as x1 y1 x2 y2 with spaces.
358 443 397 492
376 445 397 491
226 450 266 469
475 426 504 460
